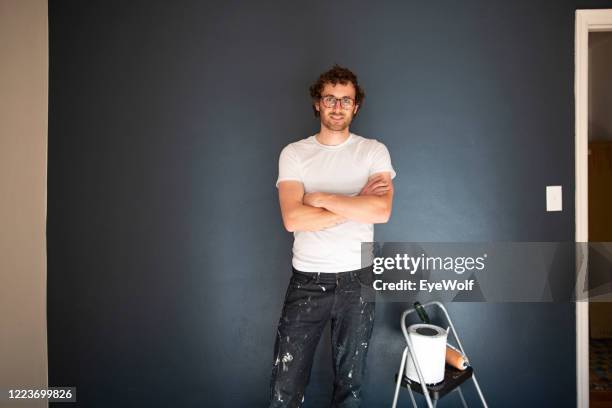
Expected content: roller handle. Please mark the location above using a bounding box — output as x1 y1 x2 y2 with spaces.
414 302 431 324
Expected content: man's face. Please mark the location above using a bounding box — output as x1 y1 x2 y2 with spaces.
315 82 359 132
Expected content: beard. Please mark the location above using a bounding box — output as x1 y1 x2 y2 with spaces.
320 111 353 131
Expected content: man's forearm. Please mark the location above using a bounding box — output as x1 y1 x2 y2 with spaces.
317 194 391 224
284 204 346 232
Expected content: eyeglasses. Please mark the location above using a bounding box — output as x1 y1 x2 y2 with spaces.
320 95 355 109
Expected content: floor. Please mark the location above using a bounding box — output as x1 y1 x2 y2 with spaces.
591 338 612 407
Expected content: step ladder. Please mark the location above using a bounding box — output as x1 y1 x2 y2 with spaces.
391 301 488 408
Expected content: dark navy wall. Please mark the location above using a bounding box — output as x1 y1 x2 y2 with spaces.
47 1 612 407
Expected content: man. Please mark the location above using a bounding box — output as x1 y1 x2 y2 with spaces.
270 64 396 408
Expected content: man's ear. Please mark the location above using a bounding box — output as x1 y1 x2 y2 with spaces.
314 99 320 113
354 104 359 115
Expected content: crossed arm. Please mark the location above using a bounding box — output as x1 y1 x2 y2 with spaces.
278 173 394 232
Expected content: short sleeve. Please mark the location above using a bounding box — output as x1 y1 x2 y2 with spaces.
276 145 302 188
369 142 397 179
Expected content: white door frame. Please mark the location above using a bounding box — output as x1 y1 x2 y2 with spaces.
575 9 612 408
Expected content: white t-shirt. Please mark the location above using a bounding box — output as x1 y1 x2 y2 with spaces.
276 132 396 273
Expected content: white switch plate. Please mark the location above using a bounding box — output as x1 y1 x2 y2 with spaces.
546 186 562 211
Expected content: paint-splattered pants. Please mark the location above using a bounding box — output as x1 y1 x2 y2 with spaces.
269 266 376 408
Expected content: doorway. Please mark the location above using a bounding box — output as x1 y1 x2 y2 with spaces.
575 9 612 408
588 30 612 408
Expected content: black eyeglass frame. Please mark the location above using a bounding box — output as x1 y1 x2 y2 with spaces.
319 94 356 109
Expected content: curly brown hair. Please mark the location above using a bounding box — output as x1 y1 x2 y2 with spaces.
309 64 365 118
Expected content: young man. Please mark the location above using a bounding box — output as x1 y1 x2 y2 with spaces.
270 65 396 408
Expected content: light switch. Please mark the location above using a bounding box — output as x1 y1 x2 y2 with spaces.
546 186 562 212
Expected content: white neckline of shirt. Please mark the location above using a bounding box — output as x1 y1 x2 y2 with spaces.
312 132 354 150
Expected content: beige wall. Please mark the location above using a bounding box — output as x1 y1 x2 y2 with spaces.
0 1 48 407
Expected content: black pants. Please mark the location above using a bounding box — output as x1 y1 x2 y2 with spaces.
269 266 376 408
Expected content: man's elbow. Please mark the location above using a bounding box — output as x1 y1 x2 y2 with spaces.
283 217 297 232
373 206 392 224
284 220 314 233
283 213 306 232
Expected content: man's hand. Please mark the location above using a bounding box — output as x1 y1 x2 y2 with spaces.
278 181 346 232
359 174 392 196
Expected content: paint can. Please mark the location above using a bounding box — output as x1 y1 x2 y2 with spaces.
405 323 448 384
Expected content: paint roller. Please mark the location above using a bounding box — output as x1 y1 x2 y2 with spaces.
445 343 469 370
414 302 469 371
